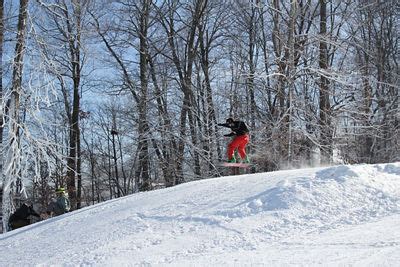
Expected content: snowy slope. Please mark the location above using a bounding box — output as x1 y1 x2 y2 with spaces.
1 163 400 266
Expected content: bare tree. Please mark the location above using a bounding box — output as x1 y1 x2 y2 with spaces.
135 0 152 191
0 0 4 173
35 0 89 210
2 0 29 232
344 0 400 164
318 0 332 164
156 0 208 182
90 0 154 191
196 1 227 173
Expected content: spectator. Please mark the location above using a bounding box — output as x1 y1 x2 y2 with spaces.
9 203 40 230
47 187 71 217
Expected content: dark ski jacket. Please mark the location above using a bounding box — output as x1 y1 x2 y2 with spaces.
9 203 40 221
218 120 249 137
9 203 40 230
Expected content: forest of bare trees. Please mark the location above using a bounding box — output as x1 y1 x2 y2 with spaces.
1 0 399 232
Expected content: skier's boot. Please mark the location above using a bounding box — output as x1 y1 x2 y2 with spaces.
227 156 236 163
241 155 250 164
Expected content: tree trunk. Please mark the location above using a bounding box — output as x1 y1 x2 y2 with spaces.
107 130 113 198
66 0 82 210
136 0 151 191
1 0 28 233
248 3 257 127
76 125 82 208
0 0 4 174
148 55 177 187
117 134 128 194
287 0 297 165
163 0 207 183
111 118 120 197
319 0 332 164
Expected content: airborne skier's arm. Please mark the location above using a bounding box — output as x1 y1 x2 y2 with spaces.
217 122 235 137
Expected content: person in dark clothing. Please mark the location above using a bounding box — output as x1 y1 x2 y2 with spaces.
218 118 250 163
9 203 40 230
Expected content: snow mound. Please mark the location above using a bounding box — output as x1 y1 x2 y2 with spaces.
217 164 400 230
1 163 400 266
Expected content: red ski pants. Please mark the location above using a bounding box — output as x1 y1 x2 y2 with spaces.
227 134 249 160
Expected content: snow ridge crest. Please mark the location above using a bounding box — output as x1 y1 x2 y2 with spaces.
218 163 400 230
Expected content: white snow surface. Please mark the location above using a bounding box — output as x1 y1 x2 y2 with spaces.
1 163 400 266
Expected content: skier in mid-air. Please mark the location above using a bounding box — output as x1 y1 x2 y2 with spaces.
218 117 250 164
